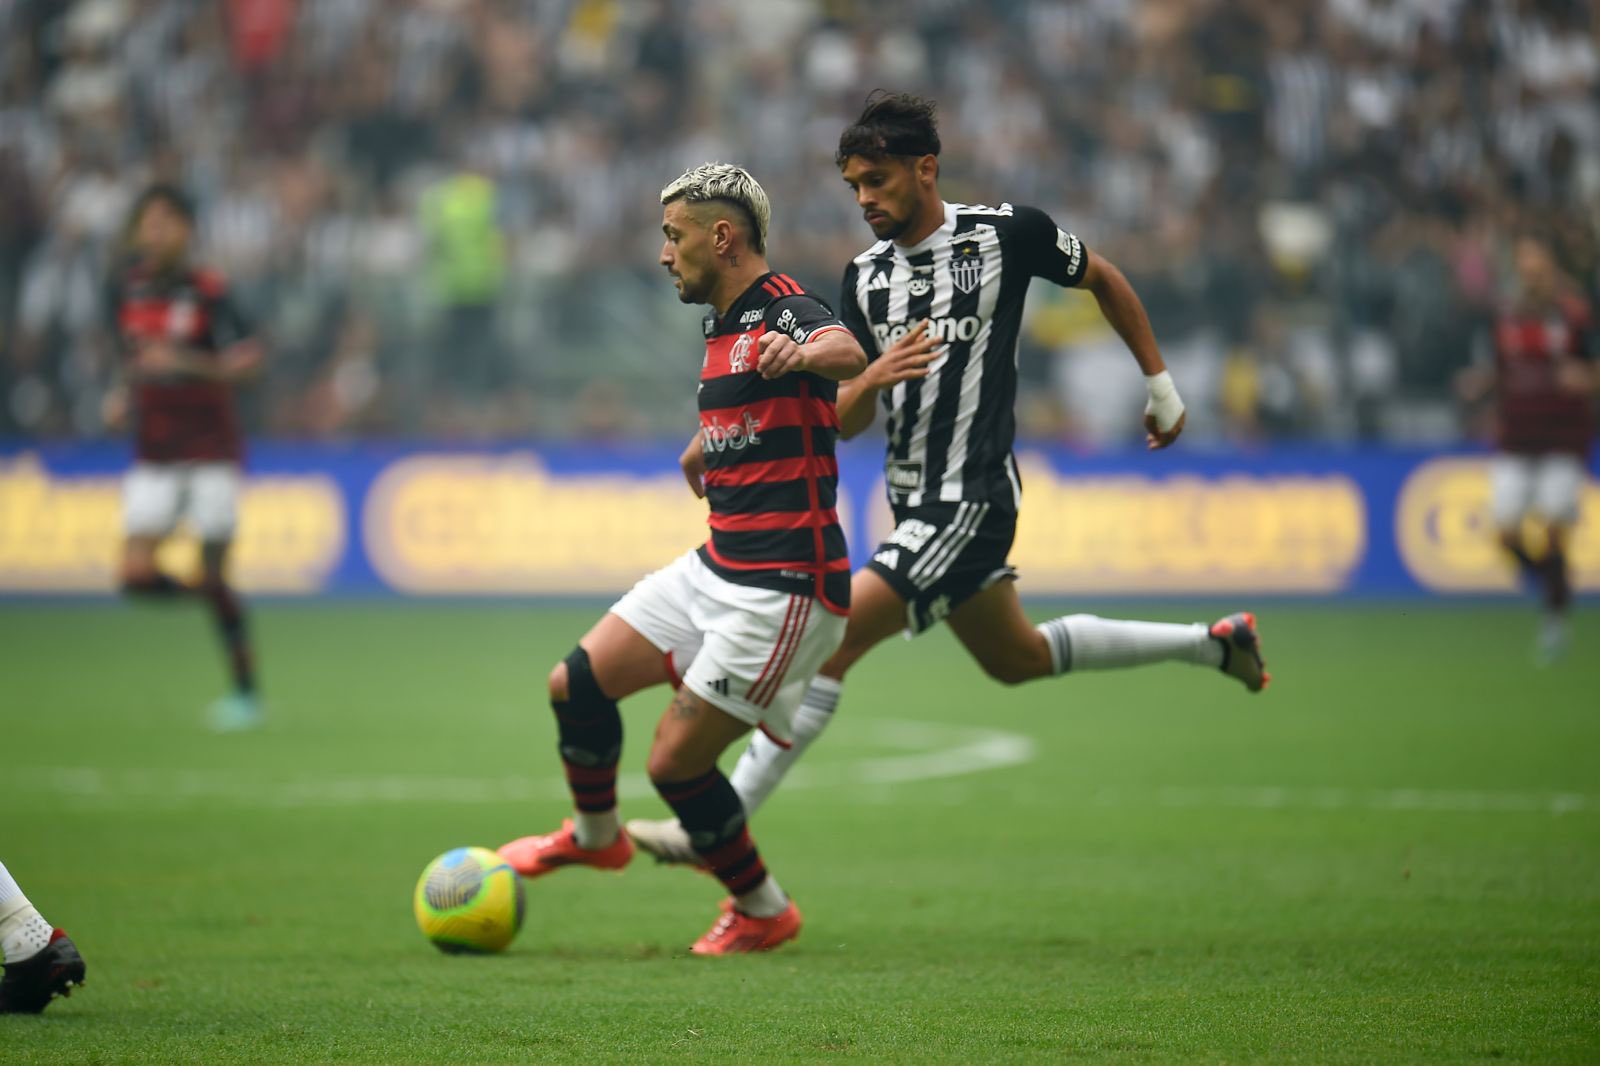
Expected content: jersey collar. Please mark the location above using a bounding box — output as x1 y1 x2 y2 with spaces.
706 272 786 336
894 202 958 257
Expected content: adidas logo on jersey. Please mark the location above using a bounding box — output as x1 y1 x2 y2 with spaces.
873 549 901 570
866 273 891 291
708 678 730 696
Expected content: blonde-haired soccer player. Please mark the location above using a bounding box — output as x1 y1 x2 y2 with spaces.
496 164 866 954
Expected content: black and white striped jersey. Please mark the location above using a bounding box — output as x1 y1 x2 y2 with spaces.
839 201 1089 513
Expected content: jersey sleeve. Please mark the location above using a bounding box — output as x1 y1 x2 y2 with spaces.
205 282 255 348
765 292 852 347
1571 301 1598 361
838 261 879 359
1009 204 1089 288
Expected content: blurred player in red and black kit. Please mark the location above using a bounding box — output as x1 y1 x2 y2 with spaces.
104 185 266 729
1460 234 1598 663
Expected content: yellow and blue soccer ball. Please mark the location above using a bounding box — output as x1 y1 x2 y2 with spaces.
413 846 525 954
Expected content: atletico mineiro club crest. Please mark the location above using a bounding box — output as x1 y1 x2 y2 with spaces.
951 241 983 294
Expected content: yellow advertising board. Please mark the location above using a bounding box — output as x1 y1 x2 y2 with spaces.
920 454 1369 594
0 454 345 593
1395 457 1600 592
363 452 850 594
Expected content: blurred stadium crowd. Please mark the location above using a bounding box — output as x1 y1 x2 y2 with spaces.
1 0 1596 444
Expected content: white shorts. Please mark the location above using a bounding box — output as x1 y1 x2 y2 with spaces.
1489 453 1587 529
609 550 846 746
122 462 242 542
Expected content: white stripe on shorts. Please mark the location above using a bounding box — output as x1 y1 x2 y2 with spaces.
908 502 989 590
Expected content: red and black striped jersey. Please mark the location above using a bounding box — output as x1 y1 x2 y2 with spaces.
108 261 253 463
695 272 854 614
1493 295 1596 457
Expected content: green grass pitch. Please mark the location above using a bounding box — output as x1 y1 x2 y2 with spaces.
2 601 1597 1063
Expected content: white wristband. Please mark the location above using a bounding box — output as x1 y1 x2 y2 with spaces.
1144 370 1185 432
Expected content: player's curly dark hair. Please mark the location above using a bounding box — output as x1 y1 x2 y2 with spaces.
128 183 195 227
836 91 941 167
120 183 196 257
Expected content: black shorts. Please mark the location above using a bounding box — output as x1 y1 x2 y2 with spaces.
864 501 1018 634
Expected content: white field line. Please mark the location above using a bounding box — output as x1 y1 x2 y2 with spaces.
1090 785 1597 816
9 719 1036 811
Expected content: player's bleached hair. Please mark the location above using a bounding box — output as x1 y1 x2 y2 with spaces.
660 162 770 254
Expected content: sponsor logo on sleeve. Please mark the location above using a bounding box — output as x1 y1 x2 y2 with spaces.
1056 229 1083 275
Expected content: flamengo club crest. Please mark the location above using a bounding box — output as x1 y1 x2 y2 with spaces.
950 241 983 294
729 333 754 372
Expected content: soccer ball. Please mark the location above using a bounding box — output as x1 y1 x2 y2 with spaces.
413 846 525 954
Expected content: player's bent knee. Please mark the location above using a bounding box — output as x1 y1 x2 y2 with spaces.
547 661 569 703
552 645 617 709
979 659 1034 686
977 647 1050 686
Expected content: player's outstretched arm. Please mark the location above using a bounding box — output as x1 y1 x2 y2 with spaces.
217 337 266 382
1080 250 1185 450
834 318 941 440
132 337 265 383
756 328 866 382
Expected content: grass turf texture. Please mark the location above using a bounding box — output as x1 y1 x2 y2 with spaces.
1 602 1597 1064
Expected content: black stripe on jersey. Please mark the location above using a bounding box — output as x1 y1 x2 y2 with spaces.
890 248 937 465
966 228 1033 507
711 526 849 566
702 426 812 469
864 253 894 336
918 227 988 497
839 260 875 357
718 566 853 608
699 372 824 406
863 251 899 437
708 477 837 515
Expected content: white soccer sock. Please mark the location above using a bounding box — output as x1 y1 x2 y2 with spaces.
735 873 789 918
0 863 53 965
0 861 21 908
1036 614 1223 675
573 810 620 849
729 676 841 815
